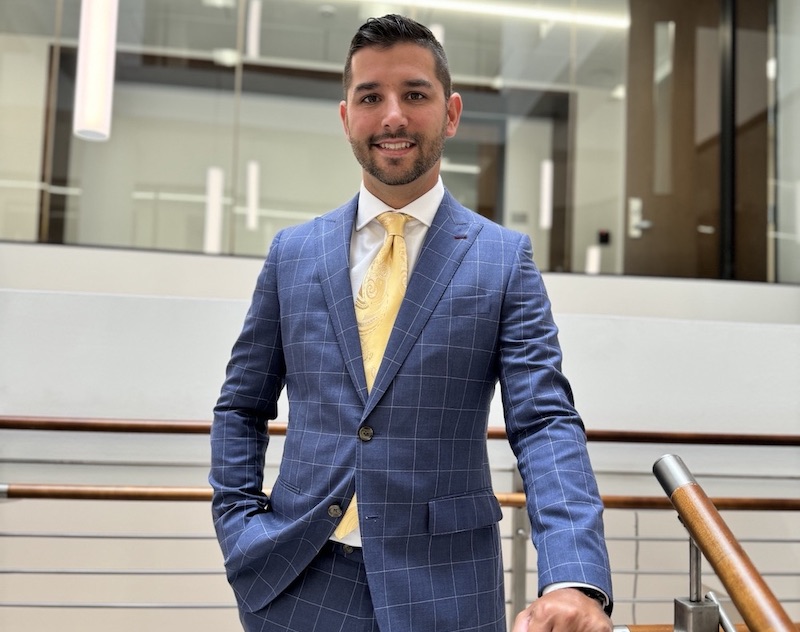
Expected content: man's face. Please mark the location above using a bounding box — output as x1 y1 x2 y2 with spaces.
340 43 462 202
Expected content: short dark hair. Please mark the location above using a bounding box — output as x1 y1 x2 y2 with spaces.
343 14 452 99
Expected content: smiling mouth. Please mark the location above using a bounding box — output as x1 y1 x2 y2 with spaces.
371 135 415 151
377 141 413 150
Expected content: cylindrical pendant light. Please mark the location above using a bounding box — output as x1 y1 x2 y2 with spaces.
204 167 225 254
246 0 262 58
73 0 120 141
538 159 553 230
246 160 260 231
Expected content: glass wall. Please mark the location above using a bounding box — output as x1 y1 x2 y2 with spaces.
0 0 797 283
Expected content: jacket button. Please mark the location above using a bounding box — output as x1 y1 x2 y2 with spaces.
358 426 374 441
328 504 343 518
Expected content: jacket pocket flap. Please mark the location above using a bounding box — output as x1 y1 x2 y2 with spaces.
428 488 503 535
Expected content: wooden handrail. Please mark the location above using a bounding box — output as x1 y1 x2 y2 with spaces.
615 627 800 632
0 416 212 434
1 483 211 501
492 493 800 511
2 484 798 512
655 455 796 632
2 415 799 446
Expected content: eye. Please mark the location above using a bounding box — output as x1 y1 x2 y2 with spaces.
407 92 426 101
360 94 380 104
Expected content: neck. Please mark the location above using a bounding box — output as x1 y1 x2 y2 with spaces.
364 169 439 210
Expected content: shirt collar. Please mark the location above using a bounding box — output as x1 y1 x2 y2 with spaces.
355 177 444 231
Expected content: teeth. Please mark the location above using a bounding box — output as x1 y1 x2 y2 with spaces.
380 142 411 150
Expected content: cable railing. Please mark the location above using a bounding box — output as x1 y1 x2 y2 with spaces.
1 415 798 630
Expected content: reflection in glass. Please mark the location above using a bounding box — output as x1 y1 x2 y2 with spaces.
653 20 675 195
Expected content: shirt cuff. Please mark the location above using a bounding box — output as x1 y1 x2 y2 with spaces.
542 582 610 610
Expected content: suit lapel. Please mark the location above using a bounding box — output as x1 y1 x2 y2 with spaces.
315 196 370 404
367 191 483 410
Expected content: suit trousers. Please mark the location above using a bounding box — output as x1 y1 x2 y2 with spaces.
241 542 380 632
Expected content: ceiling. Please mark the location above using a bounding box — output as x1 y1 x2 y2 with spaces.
1 0 630 92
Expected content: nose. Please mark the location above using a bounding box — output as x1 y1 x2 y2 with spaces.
381 95 408 132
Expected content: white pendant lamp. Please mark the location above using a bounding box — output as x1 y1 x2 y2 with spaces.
73 0 120 141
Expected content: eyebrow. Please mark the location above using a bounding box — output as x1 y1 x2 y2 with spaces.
352 78 435 94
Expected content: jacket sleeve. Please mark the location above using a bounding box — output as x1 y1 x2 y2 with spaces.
497 233 613 606
209 231 287 563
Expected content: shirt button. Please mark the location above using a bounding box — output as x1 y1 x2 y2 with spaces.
328 504 343 518
358 426 374 441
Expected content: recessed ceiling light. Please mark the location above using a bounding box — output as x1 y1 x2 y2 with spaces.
349 0 629 29
203 0 236 8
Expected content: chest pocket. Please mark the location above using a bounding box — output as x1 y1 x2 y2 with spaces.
431 293 492 319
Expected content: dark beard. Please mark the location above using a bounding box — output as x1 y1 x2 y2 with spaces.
351 128 446 186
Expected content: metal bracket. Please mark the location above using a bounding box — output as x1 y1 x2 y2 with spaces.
674 597 720 632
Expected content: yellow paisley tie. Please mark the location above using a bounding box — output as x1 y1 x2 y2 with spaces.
334 211 409 539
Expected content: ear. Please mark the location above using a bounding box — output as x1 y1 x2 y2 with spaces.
445 92 463 139
339 100 350 139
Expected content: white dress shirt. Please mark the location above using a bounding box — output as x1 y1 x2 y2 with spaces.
349 177 444 297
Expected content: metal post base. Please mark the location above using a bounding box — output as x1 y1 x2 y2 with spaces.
674 597 719 632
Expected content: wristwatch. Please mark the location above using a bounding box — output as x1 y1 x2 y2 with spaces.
572 586 606 609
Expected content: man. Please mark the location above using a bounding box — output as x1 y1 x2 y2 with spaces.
210 14 613 632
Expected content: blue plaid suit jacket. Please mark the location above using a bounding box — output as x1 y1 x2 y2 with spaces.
210 190 612 631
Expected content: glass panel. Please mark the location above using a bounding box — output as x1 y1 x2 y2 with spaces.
229 80 360 257
0 0 70 242
63 1 240 253
568 0 629 275
1 0 794 282
775 0 800 283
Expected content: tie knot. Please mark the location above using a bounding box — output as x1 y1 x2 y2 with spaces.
377 211 409 237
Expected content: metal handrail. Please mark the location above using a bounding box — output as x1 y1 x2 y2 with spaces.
654 454 796 632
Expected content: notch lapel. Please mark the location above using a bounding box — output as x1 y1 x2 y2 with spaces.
366 192 482 410
315 197 369 404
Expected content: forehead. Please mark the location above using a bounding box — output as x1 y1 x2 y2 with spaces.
348 42 440 88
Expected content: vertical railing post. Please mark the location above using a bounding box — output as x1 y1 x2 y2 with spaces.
689 538 703 603
510 468 530 619
670 535 719 632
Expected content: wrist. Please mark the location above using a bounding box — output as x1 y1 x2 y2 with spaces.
570 586 606 609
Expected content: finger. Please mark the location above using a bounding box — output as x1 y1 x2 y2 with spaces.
511 610 531 632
